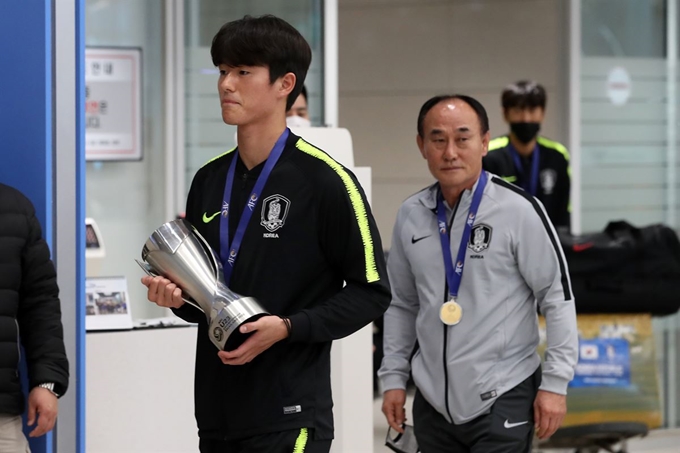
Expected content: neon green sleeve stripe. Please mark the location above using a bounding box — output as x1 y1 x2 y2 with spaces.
488 136 509 151
536 136 572 179
293 427 308 453
501 175 517 183
201 147 236 168
295 138 380 283
536 136 570 161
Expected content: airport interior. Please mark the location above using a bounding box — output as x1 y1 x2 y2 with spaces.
4 1 680 452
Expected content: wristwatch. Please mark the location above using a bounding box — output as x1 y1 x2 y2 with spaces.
37 382 60 398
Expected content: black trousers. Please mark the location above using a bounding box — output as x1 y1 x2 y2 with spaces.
413 367 541 453
199 428 332 453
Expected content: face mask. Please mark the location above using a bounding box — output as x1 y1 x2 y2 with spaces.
509 122 540 144
286 115 311 128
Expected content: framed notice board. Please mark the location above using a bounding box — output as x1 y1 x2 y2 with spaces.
85 47 142 161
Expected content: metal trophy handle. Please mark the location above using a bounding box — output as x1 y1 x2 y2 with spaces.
137 219 268 350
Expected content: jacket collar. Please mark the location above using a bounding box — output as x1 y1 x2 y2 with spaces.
418 171 488 212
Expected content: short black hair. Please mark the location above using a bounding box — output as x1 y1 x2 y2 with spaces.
417 95 490 138
501 80 547 111
211 15 312 110
299 85 308 102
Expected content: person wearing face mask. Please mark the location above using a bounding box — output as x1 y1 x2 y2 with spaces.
482 81 571 232
286 84 312 128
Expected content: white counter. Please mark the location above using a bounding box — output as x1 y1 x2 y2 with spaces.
86 323 375 453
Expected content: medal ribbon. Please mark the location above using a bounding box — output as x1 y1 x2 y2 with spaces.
509 143 540 196
219 128 289 285
437 170 488 301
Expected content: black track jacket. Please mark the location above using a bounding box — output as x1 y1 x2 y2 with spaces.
173 131 390 441
483 135 571 230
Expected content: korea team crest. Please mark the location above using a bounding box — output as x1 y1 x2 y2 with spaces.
260 195 290 232
468 224 492 253
540 169 557 195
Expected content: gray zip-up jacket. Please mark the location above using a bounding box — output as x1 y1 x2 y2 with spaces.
378 173 578 424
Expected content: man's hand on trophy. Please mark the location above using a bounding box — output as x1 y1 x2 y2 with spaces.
141 275 186 309
217 316 289 365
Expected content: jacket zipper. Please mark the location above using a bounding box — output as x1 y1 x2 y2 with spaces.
15 319 21 374
441 196 460 423
442 326 453 421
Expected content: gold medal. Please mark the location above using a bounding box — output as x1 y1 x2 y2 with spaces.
440 299 462 326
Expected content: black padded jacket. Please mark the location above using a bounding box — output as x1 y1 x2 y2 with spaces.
0 183 69 415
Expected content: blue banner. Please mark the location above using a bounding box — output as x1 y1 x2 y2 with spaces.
570 338 631 388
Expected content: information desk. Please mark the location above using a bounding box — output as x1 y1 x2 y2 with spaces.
86 321 375 452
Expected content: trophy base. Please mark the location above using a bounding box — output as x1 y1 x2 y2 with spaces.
208 296 269 351
222 313 268 351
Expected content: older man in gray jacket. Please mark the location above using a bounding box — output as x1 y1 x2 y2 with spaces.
379 94 578 453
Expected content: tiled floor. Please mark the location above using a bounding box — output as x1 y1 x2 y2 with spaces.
371 395 680 453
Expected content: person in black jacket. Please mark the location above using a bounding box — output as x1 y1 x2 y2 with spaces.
141 15 390 453
482 81 571 231
0 183 69 451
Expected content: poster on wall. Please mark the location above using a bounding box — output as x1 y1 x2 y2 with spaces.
85 276 133 331
85 47 142 161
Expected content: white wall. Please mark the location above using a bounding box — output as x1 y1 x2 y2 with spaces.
338 0 569 245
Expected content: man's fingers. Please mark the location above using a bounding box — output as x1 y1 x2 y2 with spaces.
29 412 54 438
395 403 405 426
218 349 241 361
240 317 267 334
537 412 551 439
385 404 403 433
219 335 254 359
219 354 252 366
537 414 553 439
27 401 36 426
218 341 255 365
533 399 541 431
163 282 177 305
544 416 559 439
388 418 403 433
146 276 161 302
382 400 405 434
545 413 564 439
172 287 183 305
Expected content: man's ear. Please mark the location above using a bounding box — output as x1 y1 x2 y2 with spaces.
481 131 490 157
279 72 296 99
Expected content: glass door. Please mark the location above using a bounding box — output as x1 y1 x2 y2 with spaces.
578 0 680 428
85 0 169 320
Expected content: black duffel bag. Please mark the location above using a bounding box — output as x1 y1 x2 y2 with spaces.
560 221 680 315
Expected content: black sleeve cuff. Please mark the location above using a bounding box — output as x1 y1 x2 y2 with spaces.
288 312 311 343
171 303 204 323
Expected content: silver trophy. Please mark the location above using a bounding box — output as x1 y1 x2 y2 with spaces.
136 219 268 350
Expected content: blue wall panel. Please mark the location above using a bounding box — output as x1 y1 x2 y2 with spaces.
0 1 54 452
0 0 52 234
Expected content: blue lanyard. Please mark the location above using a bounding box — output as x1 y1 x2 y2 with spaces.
437 171 488 299
509 143 540 196
219 128 289 285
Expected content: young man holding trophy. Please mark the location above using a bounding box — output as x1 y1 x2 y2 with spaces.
140 15 390 453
